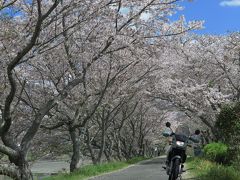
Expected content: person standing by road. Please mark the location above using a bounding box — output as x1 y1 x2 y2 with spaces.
192 129 203 157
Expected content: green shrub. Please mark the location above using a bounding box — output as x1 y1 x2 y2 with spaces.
215 103 240 165
203 143 228 164
187 158 240 180
204 165 240 180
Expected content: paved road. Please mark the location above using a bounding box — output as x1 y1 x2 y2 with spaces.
89 157 170 180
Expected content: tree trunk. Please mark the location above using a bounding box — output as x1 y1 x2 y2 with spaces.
114 133 122 161
198 115 217 141
116 139 122 161
86 129 97 164
104 149 111 162
103 139 113 162
0 158 32 180
138 136 144 156
69 127 82 172
96 120 106 164
18 161 33 180
143 143 147 158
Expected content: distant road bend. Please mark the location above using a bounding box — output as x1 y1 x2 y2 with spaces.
89 157 170 180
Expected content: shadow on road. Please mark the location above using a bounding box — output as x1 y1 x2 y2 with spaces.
139 157 165 165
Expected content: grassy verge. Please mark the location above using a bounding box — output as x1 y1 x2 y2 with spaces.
187 158 240 180
43 157 149 180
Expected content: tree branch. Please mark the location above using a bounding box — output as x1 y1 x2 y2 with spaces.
40 122 65 130
0 144 18 158
21 78 83 153
0 0 17 11
1 0 53 136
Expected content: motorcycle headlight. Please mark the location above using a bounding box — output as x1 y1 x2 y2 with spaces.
176 141 185 146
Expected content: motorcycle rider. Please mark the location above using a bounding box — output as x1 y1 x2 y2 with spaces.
162 122 200 172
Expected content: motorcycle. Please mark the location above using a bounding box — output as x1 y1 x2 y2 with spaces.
163 122 200 180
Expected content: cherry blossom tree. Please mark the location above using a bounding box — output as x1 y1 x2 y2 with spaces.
0 0 203 178
148 33 240 139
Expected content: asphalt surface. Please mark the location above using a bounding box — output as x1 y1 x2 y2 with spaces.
89 157 170 180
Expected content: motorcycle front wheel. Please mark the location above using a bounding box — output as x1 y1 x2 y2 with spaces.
168 159 180 180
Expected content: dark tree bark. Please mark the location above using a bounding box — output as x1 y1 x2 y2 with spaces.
0 1 62 179
116 138 122 161
69 127 82 172
96 118 106 164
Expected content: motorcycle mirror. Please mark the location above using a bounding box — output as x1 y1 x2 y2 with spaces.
195 129 200 135
166 122 171 128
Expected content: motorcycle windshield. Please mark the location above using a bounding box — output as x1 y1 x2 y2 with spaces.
175 124 190 142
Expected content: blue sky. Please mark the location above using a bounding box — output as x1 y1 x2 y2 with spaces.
175 0 240 35
1 0 239 35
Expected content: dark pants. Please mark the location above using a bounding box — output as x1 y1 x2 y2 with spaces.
194 147 203 157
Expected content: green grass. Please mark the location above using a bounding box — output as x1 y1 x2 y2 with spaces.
187 158 240 180
43 157 149 180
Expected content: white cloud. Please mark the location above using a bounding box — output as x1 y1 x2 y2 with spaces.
220 0 240 7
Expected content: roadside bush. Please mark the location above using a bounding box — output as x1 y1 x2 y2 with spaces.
203 142 228 164
188 158 240 180
205 165 240 180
